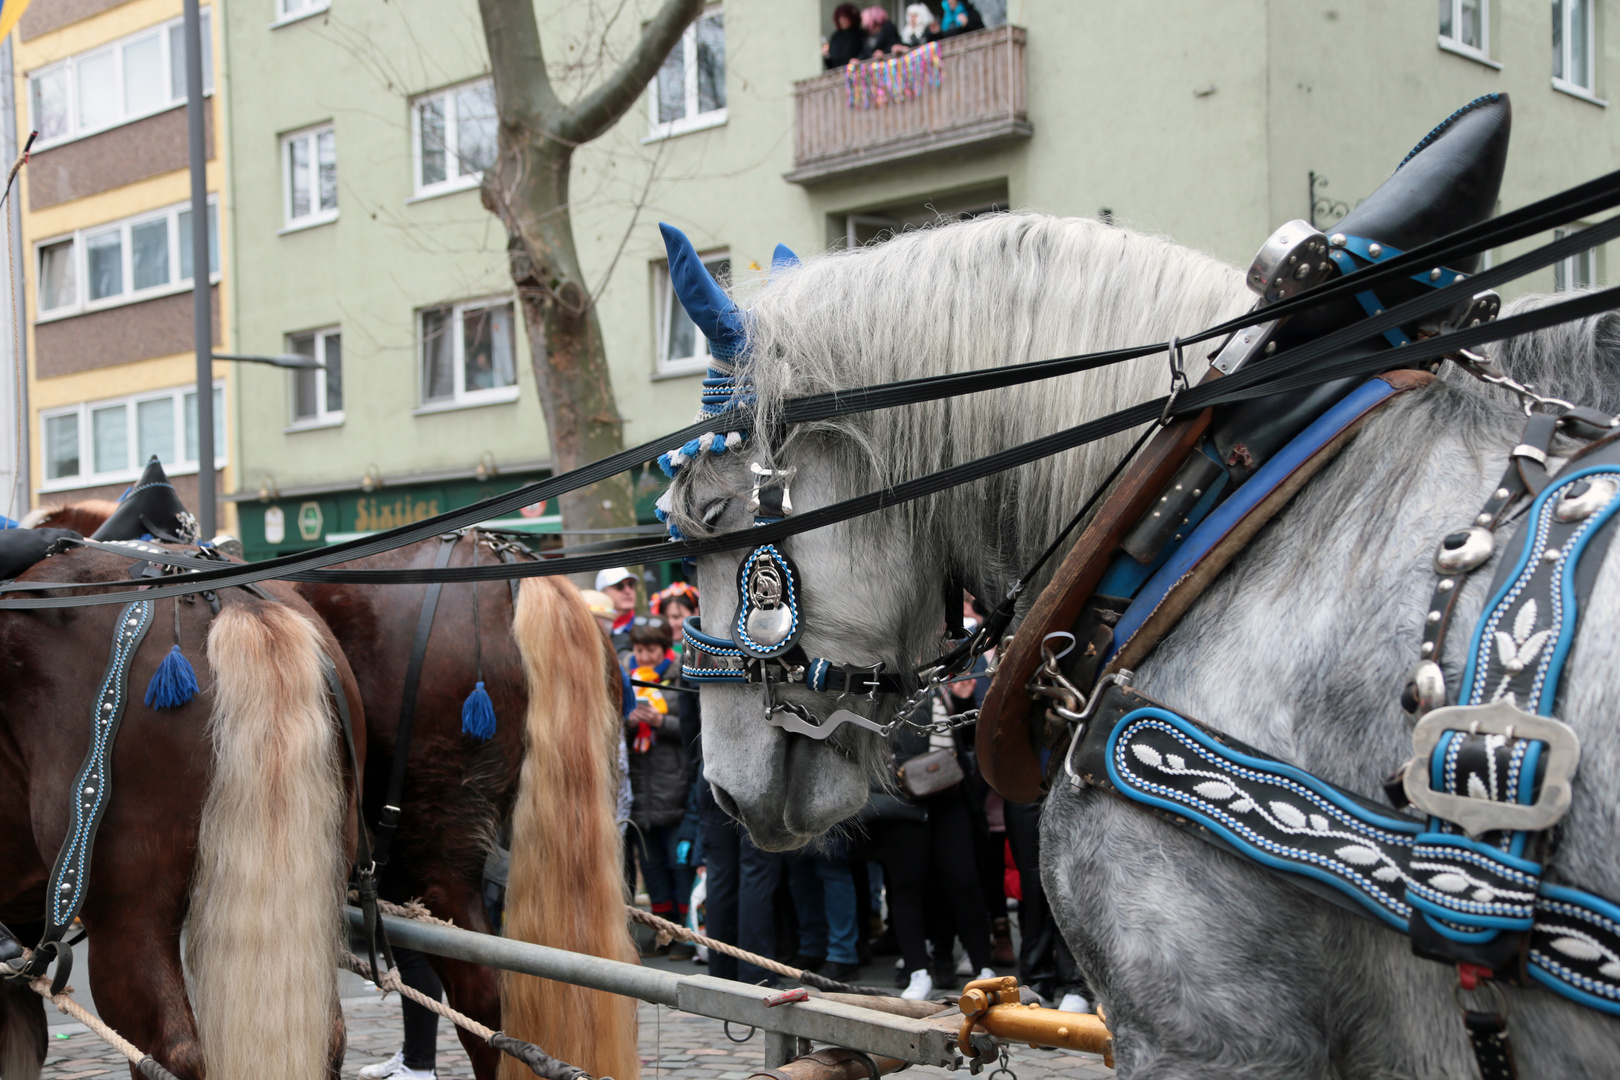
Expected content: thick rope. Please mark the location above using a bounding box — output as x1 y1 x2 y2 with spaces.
625 907 886 996
26 976 181 1080
342 953 589 1080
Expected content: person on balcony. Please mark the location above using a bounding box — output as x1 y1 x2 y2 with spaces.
860 6 903 59
938 0 984 37
899 3 936 48
822 3 866 68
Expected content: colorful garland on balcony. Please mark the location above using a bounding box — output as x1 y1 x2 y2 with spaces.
844 42 943 109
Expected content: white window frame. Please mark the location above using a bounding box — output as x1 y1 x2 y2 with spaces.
653 249 729 377
1554 226 1598 291
34 197 220 321
415 296 521 411
272 0 331 28
26 8 214 150
38 381 226 493
287 326 343 429
1438 0 1499 68
1553 0 1605 103
281 123 339 231
409 77 496 199
645 4 726 141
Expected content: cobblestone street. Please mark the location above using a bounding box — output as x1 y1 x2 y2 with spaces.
37 994 1112 1080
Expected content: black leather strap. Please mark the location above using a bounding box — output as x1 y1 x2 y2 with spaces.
371 534 459 873
1463 1010 1519 1080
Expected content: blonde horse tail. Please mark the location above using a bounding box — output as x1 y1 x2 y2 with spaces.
501 577 639 1080
187 600 346 1080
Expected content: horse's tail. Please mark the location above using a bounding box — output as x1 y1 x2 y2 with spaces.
0 980 45 1080
501 577 639 1080
186 599 345 1080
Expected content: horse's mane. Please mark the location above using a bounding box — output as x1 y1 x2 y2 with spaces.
1483 291 1620 415
670 212 1253 592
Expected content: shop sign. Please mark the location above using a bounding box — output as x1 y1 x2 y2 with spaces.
264 505 286 545
298 502 325 541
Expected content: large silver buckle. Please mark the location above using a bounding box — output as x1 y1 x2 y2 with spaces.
1403 700 1581 838
747 462 797 516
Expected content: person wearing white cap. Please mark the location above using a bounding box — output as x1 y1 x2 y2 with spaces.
595 567 639 652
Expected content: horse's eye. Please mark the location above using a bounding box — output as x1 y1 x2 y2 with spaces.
701 500 728 527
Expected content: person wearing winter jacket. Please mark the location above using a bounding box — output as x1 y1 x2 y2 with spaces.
625 623 695 942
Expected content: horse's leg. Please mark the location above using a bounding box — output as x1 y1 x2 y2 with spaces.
80 887 204 1080
0 920 47 1080
416 876 502 1080
1042 786 1340 1080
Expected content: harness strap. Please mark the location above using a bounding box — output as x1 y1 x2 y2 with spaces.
9 600 154 988
1068 684 1620 1016
372 534 459 873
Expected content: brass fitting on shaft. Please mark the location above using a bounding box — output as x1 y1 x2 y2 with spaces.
958 976 1114 1069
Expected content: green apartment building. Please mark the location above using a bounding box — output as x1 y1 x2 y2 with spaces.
222 0 1619 559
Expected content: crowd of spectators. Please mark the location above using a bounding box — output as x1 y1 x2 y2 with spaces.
822 1 986 68
608 570 1092 1012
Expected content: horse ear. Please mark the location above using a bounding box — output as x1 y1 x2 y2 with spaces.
771 243 800 274
658 222 745 359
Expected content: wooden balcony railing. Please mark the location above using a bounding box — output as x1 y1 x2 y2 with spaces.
786 25 1031 185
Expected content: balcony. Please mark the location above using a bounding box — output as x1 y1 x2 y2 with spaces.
785 26 1031 186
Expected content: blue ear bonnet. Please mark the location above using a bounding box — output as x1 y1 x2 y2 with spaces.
654 228 800 536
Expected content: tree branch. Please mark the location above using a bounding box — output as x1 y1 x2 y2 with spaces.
553 0 704 145
478 0 565 128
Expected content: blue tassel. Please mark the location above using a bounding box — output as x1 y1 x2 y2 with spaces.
461 681 497 741
145 645 198 709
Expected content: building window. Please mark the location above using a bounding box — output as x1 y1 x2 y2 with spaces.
420 298 519 406
283 124 338 228
28 9 213 148
1439 0 1489 59
413 79 497 196
276 0 330 22
649 5 725 138
654 250 730 375
289 327 343 426
1553 0 1596 93
39 384 225 491
1554 226 1597 290
35 199 219 319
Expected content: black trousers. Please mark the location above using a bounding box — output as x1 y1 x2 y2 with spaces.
870 791 994 976
394 947 444 1070
699 814 786 985
1004 799 1087 1002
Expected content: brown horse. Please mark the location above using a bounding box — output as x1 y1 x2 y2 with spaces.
19 502 121 536
0 546 365 1080
299 531 638 1080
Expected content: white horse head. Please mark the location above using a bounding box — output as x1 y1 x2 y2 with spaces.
662 213 1250 847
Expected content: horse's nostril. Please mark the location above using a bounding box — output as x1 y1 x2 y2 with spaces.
709 782 741 822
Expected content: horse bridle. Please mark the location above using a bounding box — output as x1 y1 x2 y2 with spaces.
680 461 996 742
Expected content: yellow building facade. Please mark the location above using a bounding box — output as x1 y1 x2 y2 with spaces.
11 0 231 528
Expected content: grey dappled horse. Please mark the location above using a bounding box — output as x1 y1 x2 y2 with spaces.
663 212 1620 1077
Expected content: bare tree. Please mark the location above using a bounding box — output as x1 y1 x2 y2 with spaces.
477 0 703 533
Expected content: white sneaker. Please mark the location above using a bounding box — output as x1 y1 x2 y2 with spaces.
900 969 934 1001
955 953 972 976
359 1051 404 1079
1058 992 1091 1014
977 967 998 981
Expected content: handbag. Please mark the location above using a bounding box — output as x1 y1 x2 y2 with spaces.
897 747 964 799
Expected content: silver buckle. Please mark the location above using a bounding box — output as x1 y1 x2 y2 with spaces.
747 462 797 516
1062 669 1134 787
1403 700 1581 838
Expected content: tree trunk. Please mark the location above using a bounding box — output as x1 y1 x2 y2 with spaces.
477 0 704 538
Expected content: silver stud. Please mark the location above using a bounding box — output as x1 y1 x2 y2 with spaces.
1430 268 1442 282
1266 341 1278 353
1330 233 1346 246
1368 242 1383 258
102 703 113 712
1151 511 1161 519
1421 641 1435 656
1427 611 1442 624
1544 547 1562 562
83 786 95 796
1494 488 1511 501
1373 308 1384 316
1475 514 1493 526
1439 579 1456 592
1506 659 1525 674
58 882 72 893
1174 484 1184 492
1191 489 1202 497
